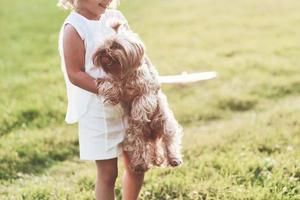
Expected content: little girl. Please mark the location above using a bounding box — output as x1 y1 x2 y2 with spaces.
57 0 145 199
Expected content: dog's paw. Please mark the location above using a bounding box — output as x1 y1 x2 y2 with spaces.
168 157 183 167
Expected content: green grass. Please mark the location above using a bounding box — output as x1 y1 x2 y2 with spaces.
1 0 300 199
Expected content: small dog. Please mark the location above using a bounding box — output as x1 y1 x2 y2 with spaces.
92 21 183 173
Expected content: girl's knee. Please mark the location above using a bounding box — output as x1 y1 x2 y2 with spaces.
99 171 118 185
95 159 118 184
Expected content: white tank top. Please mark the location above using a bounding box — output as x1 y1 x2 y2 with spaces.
58 9 128 124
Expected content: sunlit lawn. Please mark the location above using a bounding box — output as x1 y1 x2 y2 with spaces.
0 0 300 199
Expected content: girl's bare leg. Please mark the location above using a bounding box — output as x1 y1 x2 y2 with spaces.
95 158 118 200
122 151 145 200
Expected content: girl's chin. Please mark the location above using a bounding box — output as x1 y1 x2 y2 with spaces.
98 7 107 14
94 9 106 17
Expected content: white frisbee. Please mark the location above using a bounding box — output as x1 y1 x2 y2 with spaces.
158 71 217 84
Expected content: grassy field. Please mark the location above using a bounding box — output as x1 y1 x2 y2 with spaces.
1 0 300 199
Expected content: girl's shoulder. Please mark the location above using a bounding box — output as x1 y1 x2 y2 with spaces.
62 11 87 40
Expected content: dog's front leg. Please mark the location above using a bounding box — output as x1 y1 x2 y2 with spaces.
95 77 122 105
131 93 158 123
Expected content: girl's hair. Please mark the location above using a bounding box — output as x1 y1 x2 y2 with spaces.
57 0 120 10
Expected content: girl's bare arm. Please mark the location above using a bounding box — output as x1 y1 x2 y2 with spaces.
63 24 98 94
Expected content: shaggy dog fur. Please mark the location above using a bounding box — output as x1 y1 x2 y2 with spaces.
92 22 183 173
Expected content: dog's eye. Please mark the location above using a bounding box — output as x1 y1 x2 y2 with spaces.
111 42 121 49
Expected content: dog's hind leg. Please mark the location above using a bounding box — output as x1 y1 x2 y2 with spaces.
157 92 184 167
123 122 150 173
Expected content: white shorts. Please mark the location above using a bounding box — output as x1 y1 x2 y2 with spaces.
78 95 128 161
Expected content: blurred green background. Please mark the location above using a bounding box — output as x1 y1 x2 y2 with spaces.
1 0 300 199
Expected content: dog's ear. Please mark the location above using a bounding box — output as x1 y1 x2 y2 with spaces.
108 18 127 33
92 48 103 68
111 21 122 33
